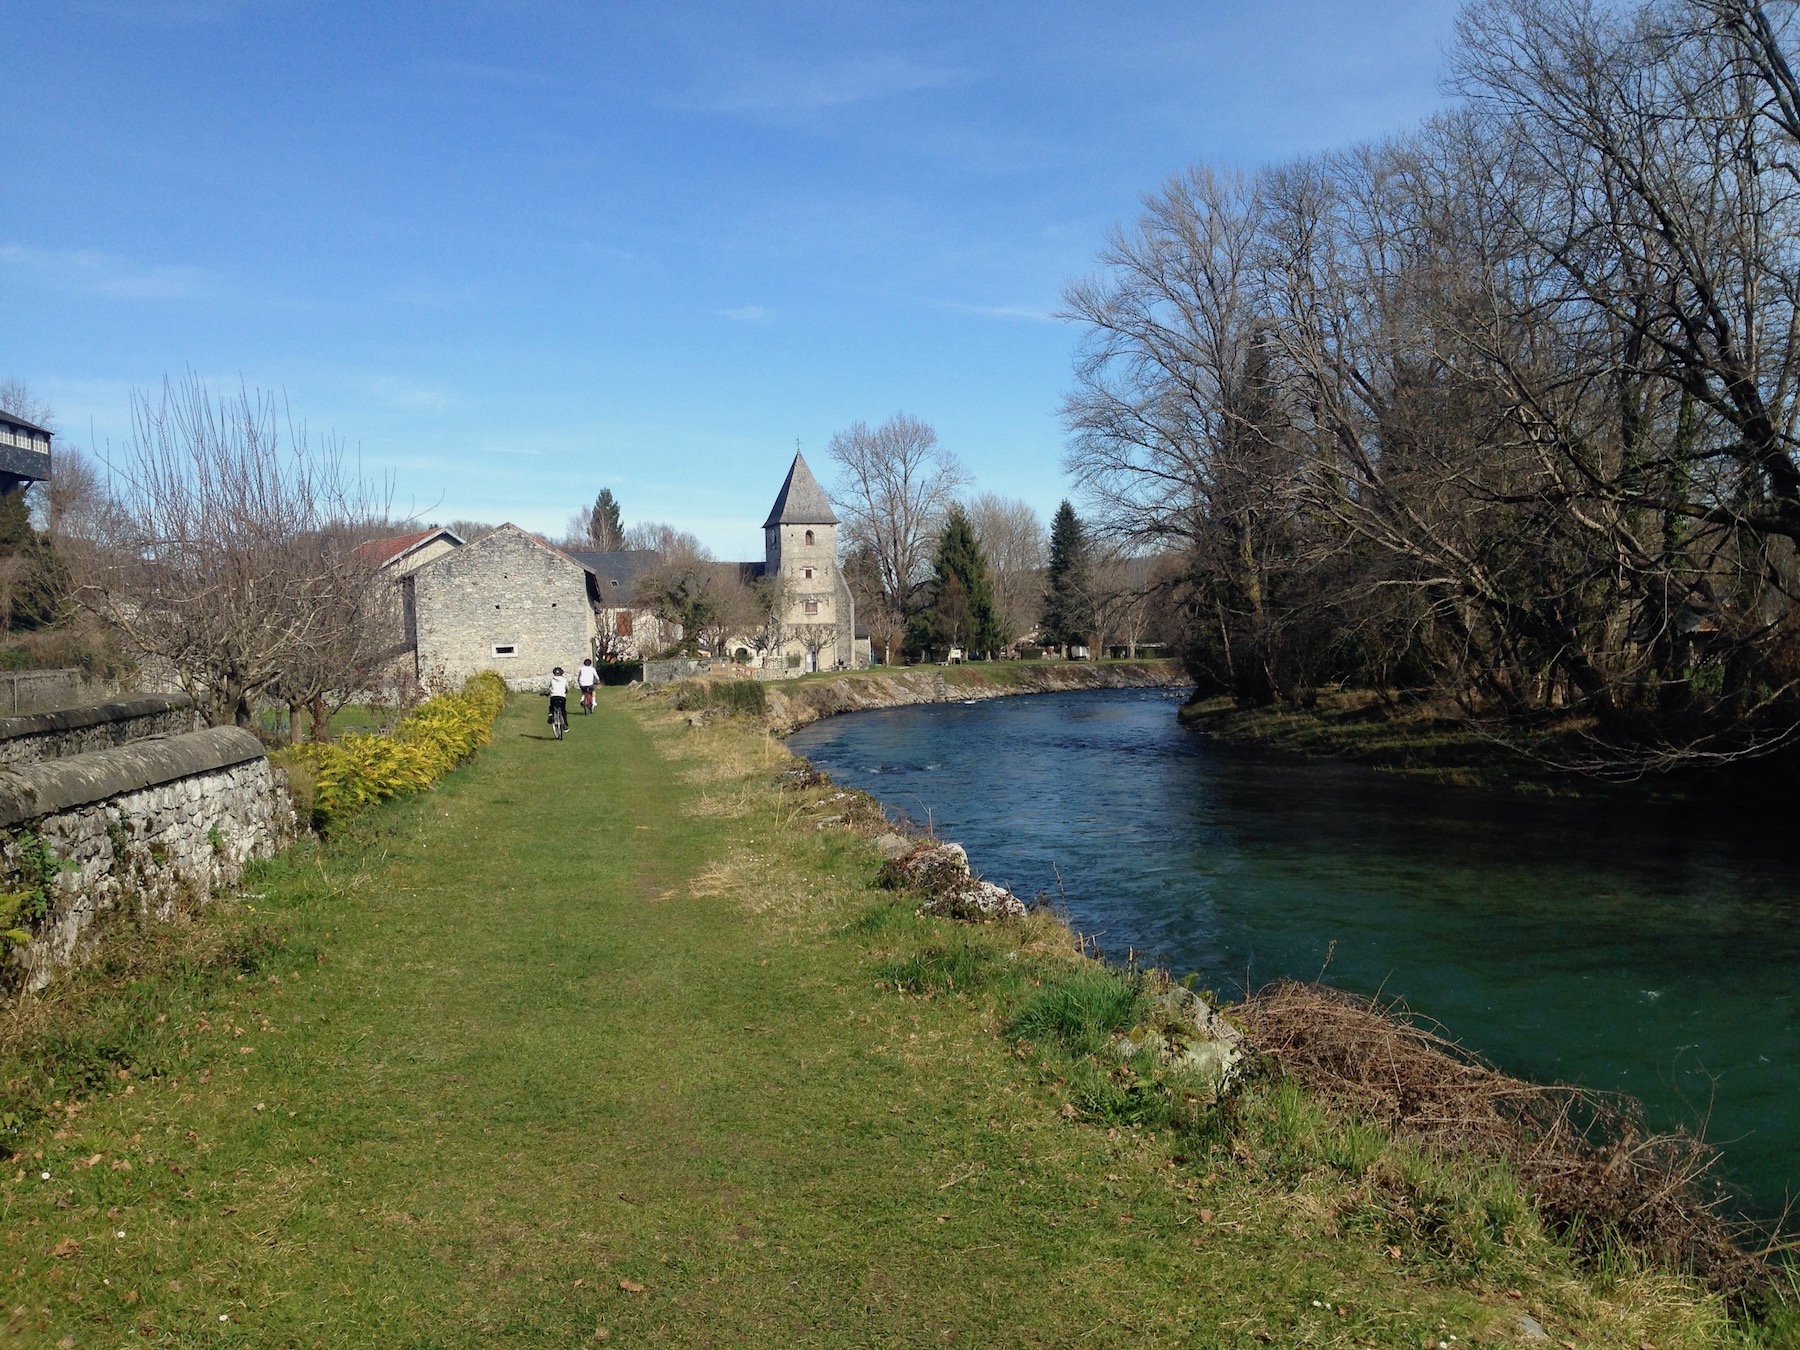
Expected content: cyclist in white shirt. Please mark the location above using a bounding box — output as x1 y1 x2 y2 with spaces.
547 667 569 728
576 658 598 713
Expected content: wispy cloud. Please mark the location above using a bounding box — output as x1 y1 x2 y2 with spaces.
361 376 455 414
486 445 542 457
676 52 966 115
927 298 1057 322
0 243 218 301
718 305 775 323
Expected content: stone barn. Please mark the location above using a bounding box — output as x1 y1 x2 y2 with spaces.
408 525 597 690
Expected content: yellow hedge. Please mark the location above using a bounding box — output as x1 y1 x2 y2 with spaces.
278 672 507 829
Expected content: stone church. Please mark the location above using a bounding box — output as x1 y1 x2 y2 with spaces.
371 453 864 689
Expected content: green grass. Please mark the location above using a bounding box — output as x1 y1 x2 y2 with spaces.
0 689 1778 1346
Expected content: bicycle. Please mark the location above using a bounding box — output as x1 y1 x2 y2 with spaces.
580 685 596 714
549 701 568 740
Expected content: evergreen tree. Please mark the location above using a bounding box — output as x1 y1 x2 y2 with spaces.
1041 500 1093 652
587 489 624 552
909 507 1002 659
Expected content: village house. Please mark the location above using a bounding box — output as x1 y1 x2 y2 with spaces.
363 453 866 690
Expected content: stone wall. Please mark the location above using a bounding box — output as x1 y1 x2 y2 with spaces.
0 695 197 768
412 524 596 690
0 669 97 716
1 727 295 994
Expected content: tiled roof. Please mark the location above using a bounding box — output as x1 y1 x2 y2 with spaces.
762 452 838 528
357 527 462 568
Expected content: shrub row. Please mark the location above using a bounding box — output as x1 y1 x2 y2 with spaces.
275 672 507 829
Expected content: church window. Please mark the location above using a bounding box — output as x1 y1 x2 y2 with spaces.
803 567 814 580
804 600 819 615
804 530 814 545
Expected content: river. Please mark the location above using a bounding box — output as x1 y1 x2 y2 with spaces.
787 686 1800 1216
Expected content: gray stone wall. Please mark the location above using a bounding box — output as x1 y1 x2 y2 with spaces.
412 524 597 691
0 695 198 768
0 669 96 716
2 731 295 993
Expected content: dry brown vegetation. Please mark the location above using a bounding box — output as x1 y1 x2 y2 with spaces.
1237 979 1770 1296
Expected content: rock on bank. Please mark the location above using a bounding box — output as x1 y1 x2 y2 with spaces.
758 661 1188 735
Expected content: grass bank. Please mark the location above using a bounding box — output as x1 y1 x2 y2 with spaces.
1179 690 1605 794
0 688 1784 1345
679 658 1188 734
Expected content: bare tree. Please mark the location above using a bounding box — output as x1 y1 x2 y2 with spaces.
90 375 390 728
623 520 705 556
0 380 55 431
827 414 969 638
966 493 1047 651
270 551 399 741
842 543 904 664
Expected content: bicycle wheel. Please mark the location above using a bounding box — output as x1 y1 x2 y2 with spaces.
552 708 566 740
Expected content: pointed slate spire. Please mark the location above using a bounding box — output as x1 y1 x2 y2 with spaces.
762 452 839 528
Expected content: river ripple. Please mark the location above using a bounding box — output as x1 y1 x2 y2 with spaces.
789 686 1800 1216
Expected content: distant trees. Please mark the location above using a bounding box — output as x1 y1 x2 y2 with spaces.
563 488 624 552
842 542 903 665
1040 501 1094 654
966 493 1047 652
622 520 704 556
1062 0 1800 769
630 535 771 660
828 414 969 652
910 507 1002 659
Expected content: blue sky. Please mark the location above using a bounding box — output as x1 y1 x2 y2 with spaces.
3 0 1462 557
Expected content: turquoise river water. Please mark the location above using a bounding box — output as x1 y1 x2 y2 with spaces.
787 687 1800 1217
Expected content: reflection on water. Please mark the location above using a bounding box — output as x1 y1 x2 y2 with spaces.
789 688 1800 1214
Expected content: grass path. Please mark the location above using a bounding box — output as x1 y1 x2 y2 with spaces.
0 691 1756 1347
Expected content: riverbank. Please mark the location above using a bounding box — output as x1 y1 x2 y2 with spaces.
1180 689 1596 793
0 689 1779 1345
710 658 1187 735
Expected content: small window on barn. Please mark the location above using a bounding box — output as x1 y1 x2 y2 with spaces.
804 530 814 545
804 600 819 615
493 644 518 657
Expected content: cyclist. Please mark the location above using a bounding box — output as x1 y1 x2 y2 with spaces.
547 666 569 735
576 658 598 713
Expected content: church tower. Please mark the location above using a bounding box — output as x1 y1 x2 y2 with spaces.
762 453 856 670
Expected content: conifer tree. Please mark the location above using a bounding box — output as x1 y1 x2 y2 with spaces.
910 507 1002 659
587 489 624 552
1041 500 1093 652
